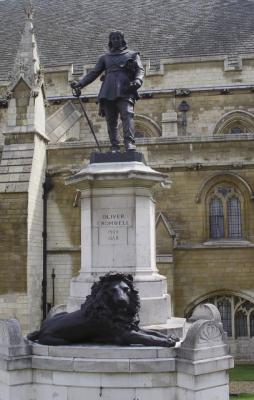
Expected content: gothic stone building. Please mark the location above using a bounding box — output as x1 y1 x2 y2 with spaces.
0 0 254 360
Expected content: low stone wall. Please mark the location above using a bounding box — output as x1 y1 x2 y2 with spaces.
230 381 254 395
228 337 254 362
0 316 234 400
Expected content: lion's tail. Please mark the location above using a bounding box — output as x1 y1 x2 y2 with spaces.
27 330 40 342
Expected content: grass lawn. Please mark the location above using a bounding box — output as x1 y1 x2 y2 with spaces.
230 365 254 381
230 395 254 399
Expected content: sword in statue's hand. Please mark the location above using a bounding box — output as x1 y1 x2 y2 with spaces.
71 82 102 152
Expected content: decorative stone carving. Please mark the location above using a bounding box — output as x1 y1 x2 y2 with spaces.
0 319 31 357
175 88 191 97
177 319 228 361
178 304 228 360
182 320 225 349
189 303 221 323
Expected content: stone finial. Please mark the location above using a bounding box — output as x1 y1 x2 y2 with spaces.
9 14 42 91
5 13 48 138
182 319 225 349
178 319 227 361
0 319 31 357
189 303 221 323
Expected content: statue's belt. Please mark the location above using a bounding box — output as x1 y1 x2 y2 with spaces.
105 66 126 73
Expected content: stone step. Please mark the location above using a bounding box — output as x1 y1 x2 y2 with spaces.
143 317 187 339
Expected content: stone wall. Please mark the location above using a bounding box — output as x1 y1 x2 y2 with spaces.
0 191 29 330
173 248 254 316
155 167 254 242
46 175 81 307
27 134 47 331
44 58 254 144
0 192 28 293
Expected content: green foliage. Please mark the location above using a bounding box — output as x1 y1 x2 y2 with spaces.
230 365 254 381
230 395 254 399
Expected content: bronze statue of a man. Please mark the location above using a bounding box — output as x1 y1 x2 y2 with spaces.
71 31 144 152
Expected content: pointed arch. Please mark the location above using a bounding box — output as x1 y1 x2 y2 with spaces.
118 114 161 138
10 76 32 93
155 212 176 253
196 172 254 203
186 290 254 339
213 110 254 135
155 212 176 237
185 289 254 317
196 172 253 241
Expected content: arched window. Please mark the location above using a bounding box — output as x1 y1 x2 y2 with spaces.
207 184 243 240
118 114 161 138
188 295 254 339
213 111 254 135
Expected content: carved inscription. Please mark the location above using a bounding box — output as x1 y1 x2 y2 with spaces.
101 213 129 227
94 209 132 245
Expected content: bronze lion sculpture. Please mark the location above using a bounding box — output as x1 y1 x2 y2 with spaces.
28 273 179 347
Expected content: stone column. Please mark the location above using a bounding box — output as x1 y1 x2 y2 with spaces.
66 159 171 325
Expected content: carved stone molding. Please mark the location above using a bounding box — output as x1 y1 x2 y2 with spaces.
0 319 31 357
189 303 221 323
181 319 225 350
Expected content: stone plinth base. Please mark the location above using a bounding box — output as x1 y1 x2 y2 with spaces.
90 150 145 163
0 342 233 400
0 314 234 400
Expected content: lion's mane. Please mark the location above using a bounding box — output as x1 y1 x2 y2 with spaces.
81 273 140 332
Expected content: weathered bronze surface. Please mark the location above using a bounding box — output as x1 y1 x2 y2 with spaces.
71 31 144 152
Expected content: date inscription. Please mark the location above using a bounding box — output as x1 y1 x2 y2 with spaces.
95 209 132 245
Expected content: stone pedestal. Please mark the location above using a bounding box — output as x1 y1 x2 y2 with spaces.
0 312 234 400
66 157 170 325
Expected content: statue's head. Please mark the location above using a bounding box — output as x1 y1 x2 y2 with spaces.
108 31 127 50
